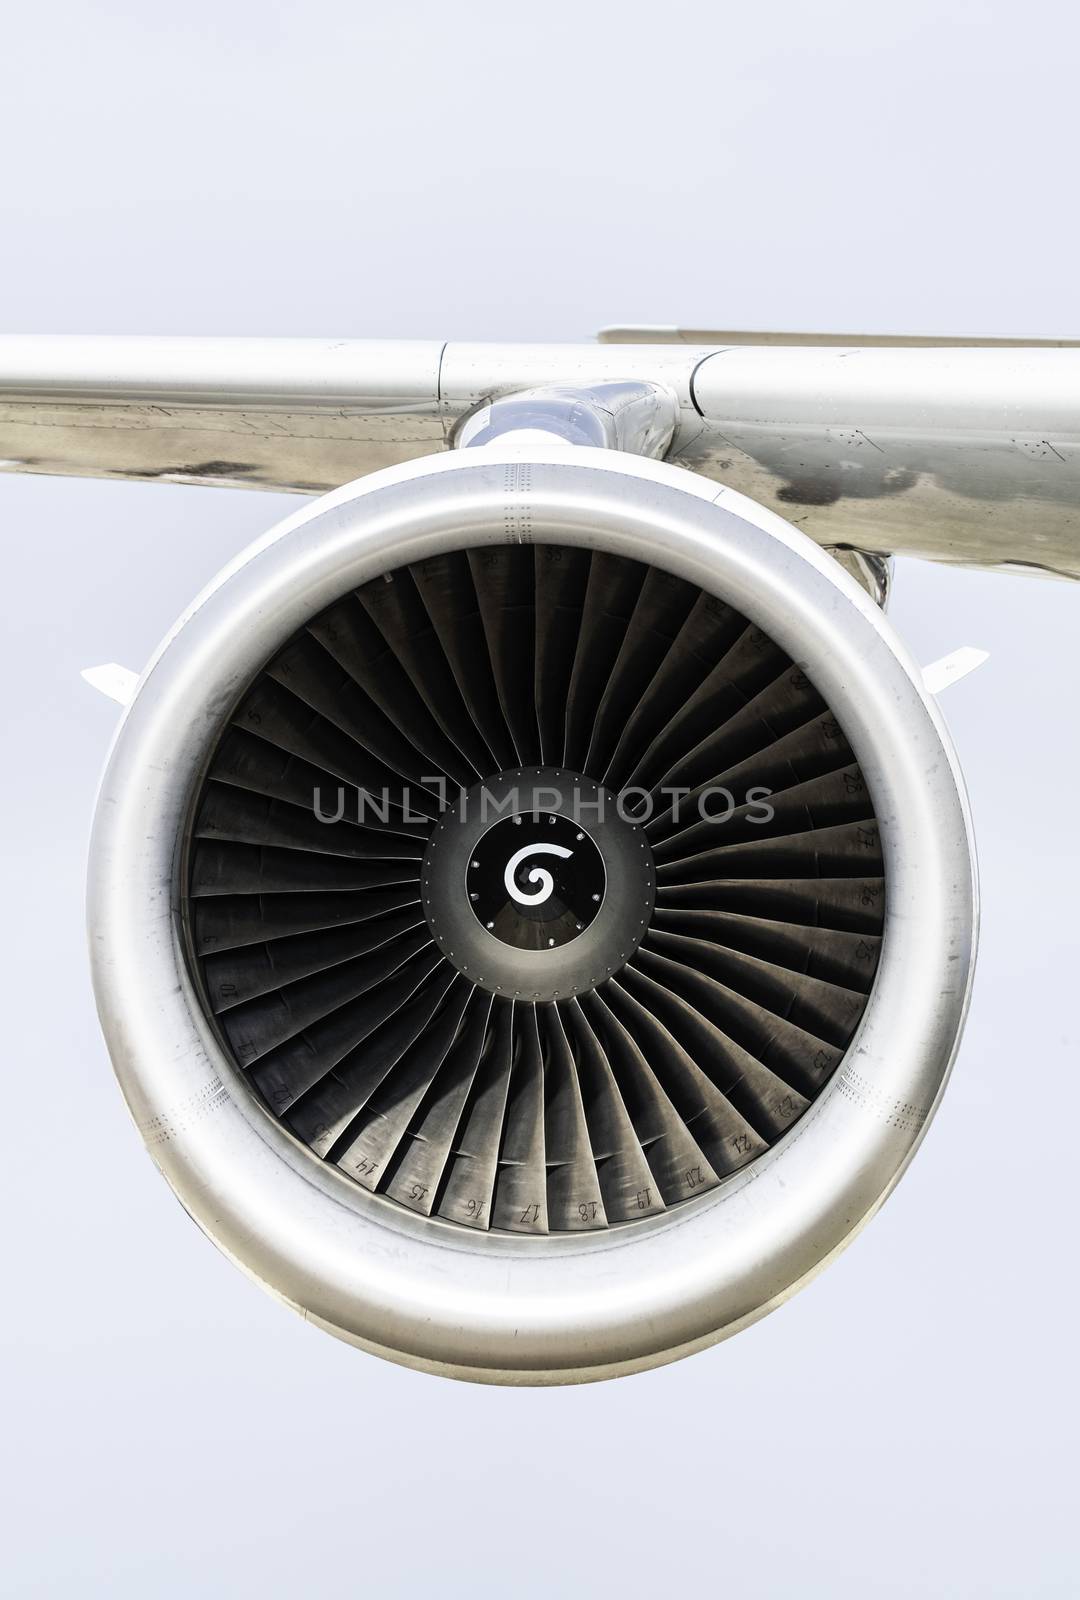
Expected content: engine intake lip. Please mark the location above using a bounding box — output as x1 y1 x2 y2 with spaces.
87 445 977 1384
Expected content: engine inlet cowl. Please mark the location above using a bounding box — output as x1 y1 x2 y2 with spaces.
90 447 975 1383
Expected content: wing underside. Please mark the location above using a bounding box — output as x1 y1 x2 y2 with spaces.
1 333 1078 576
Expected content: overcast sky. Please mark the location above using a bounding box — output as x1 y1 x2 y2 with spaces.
2 4 1077 1596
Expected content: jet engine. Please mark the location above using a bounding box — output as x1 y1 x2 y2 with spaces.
88 443 976 1383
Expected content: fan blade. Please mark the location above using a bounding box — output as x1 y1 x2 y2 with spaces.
193 783 425 863
191 888 425 955
604 979 768 1176
467 547 541 764
683 707 852 802
562 553 647 770
202 907 427 1012
541 1003 608 1231
333 980 476 1189
267 629 471 792
644 928 867 1049
624 626 788 791
310 594 484 784
209 727 434 844
654 875 886 933
533 546 592 765
287 967 464 1158
653 765 875 865
436 998 516 1229
643 668 827 821
583 568 698 779
631 946 842 1098
409 552 518 769
603 590 747 788
384 991 494 1216
491 1005 549 1233
245 948 446 1113
189 841 421 898
220 930 435 1066
619 962 811 1141
356 569 494 775
649 906 881 992
581 989 720 1207
232 677 442 821
655 819 882 885
561 999 665 1223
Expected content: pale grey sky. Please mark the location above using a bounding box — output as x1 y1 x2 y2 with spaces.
2 4 1077 1595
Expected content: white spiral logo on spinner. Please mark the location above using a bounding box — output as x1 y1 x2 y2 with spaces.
503 843 574 906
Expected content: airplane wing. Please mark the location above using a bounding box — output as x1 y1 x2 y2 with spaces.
2 332 1079 576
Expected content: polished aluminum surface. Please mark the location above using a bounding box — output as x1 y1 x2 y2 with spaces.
0 336 447 492
686 345 1080 579
3 334 1080 574
453 381 676 457
87 445 976 1383
827 549 892 607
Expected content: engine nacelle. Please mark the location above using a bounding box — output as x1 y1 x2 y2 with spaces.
88 445 976 1383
